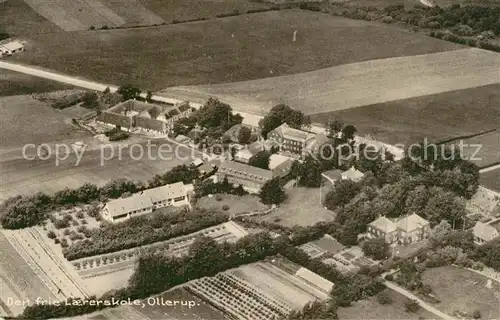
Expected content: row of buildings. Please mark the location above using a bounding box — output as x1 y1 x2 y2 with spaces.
96 99 193 133
101 182 193 223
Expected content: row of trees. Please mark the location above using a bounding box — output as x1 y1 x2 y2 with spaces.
62 209 228 260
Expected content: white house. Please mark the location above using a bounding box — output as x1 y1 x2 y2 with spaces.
0 41 24 56
102 182 191 223
473 221 499 244
341 166 365 182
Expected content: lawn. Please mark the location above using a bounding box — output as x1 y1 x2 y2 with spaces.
196 194 267 216
421 266 500 319
337 288 437 320
311 83 500 146
481 168 500 193
0 69 72 97
12 10 460 91
256 185 335 227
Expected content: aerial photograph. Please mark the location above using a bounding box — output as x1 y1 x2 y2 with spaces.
0 0 499 319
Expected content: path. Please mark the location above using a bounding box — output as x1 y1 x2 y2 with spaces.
384 281 456 320
0 60 405 159
480 163 500 173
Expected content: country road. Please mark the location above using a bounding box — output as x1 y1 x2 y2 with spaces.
0 60 405 158
384 281 456 320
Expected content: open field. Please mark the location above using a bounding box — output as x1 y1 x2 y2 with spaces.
421 266 500 319
312 83 500 145
0 138 193 201
447 130 500 168
338 288 437 319
0 230 57 316
12 10 460 90
0 69 72 97
162 47 500 118
481 168 500 193
255 185 335 227
21 0 163 31
0 95 89 149
0 0 60 36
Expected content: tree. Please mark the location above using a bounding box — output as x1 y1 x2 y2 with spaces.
249 151 271 170
297 156 322 188
260 178 286 205
237 126 252 144
146 91 153 103
196 97 239 130
473 310 482 319
404 299 420 313
428 220 452 247
117 84 141 101
341 124 357 141
326 117 344 138
362 237 390 260
324 179 360 210
81 91 99 109
260 104 308 137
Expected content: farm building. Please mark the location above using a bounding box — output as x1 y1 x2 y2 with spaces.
96 99 192 133
0 40 24 56
322 167 364 184
473 221 499 244
267 123 315 155
216 160 273 193
102 182 191 223
367 213 430 245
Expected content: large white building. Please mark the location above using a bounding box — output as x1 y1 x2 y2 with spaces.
0 41 24 56
102 182 191 223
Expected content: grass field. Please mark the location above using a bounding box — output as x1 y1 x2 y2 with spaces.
162 47 500 118
337 288 437 320
255 186 335 227
196 194 267 216
421 266 500 319
311 83 500 145
0 69 72 97
0 0 60 36
12 10 460 91
0 95 89 149
481 168 500 193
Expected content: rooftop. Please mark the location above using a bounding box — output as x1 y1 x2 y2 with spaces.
369 216 397 233
473 221 500 241
1 41 23 51
341 166 365 180
271 123 314 142
269 154 293 170
219 160 273 180
142 182 187 203
396 213 430 232
105 193 153 218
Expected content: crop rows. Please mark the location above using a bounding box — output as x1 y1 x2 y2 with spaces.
188 272 293 320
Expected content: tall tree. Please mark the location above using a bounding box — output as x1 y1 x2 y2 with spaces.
117 84 141 101
237 126 252 144
260 178 286 205
326 117 344 138
249 150 271 170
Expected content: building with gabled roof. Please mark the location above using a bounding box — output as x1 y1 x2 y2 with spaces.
267 123 315 154
341 166 365 182
367 213 430 245
102 182 190 223
473 221 499 244
0 40 24 55
216 160 273 193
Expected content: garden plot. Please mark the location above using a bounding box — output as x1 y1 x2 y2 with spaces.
187 261 333 320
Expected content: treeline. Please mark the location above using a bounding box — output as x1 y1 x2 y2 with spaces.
300 2 500 52
63 210 228 260
0 32 9 41
0 165 200 229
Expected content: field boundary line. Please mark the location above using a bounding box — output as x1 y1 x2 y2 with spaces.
436 128 497 145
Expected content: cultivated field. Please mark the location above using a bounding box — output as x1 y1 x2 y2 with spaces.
0 230 58 316
338 288 437 320
0 69 72 97
314 83 500 145
256 186 335 227
0 138 193 201
12 10 460 90
447 130 500 168
21 0 163 31
162 48 500 118
481 168 500 193
421 266 500 319
187 260 333 320
0 0 60 36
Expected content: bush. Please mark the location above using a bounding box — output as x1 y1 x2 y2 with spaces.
377 291 393 305
77 226 87 233
81 219 88 225
215 195 223 201
89 26 95 30
473 310 481 319
72 220 79 227
47 231 57 239
405 299 420 313
54 238 60 244
76 212 85 219
453 24 474 36
384 274 394 281
427 21 441 29
222 205 230 211
60 238 69 248
63 229 71 236
101 25 109 30
381 16 394 24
